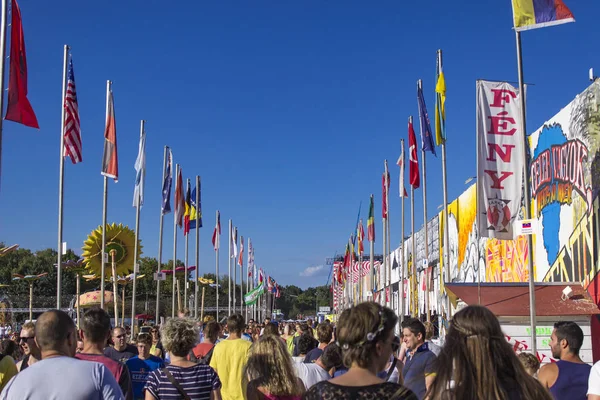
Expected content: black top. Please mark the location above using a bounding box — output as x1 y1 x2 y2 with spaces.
303 381 418 400
103 344 138 363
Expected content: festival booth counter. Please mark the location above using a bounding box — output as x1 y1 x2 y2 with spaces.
445 282 600 365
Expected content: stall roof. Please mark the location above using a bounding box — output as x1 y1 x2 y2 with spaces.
445 283 600 317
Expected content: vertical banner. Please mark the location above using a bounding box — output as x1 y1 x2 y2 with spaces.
476 80 524 240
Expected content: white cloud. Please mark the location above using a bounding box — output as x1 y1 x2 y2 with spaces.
300 265 327 277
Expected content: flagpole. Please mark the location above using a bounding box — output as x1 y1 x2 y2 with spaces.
215 210 220 320
228 219 232 316
56 44 69 309
417 80 431 323
130 119 144 340
382 189 386 305
184 178 190 312
171 164 179 318
194 175 200 318
385 160 391 307
100 80 111 311
400 139 406 322
156 146 168 321
239 238 243 314
516 30 537 355
233 228 237 314
369 194 375 302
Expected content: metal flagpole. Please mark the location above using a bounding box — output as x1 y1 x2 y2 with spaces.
171 164 179 318
239 237 243 314
400 139 406 322
215 211 220 320
0 0 7 196
369 194 375 301
409 116 417 317
233 228 237 314
184 178 190 312
156 146 168 321
385 160 391 307
100 80 111 311
194 176 200 318
56 44 69 309
228 219 232 316
382 188 386 305
516 30 537 355
131 119 144 340
437 50 452 323
418 80 431 323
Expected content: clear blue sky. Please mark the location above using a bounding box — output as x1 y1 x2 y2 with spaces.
0 0 597 289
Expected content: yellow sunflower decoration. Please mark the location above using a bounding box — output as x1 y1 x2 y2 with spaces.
82 223 142 278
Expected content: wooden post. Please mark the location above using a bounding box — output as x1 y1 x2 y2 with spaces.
200 286 206 322
29 282 33 322
110 250 119 327
76 273 81 327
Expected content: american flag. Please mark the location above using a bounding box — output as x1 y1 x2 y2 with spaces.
63 57 82 164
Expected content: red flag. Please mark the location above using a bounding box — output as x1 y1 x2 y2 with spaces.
238 235 244 267
408 119 420 189
174 167 185 227
101 87 118 180
4 0 38 128
212 211 221 251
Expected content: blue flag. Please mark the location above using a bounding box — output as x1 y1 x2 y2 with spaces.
161 149 173 215
417 84 436 156
189 184 203 229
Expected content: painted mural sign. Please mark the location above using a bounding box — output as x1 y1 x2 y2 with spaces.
529 81 600 282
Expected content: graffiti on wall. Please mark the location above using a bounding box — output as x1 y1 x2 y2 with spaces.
529 81 600 282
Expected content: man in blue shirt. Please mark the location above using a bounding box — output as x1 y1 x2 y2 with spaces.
402 318 437 400
126 333 164 400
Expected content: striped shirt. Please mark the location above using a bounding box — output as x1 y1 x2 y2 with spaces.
144 363 220 400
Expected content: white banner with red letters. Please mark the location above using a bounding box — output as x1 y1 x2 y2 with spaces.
476 80 525 240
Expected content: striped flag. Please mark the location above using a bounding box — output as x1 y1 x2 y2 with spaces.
238 236 244 267
212 211 221 250
357 219 364 255
161 149 173 215
382 160 390 219
190 182 202 229
63 57 82 164
132 127 145 207
101 86 118 181
183 179 191 235
367 195 375 242
174 167 184 227
512 0 574 31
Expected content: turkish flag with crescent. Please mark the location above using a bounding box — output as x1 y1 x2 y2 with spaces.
408 119 420 189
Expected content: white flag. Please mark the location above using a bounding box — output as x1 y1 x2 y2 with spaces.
397 139 408 198
230 225 238 258
133 129 146 207
476 80 524 240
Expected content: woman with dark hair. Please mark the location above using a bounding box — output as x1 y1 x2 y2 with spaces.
426 305 552 400
303 302 416 400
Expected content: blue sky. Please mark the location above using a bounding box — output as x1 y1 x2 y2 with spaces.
0 0 597 289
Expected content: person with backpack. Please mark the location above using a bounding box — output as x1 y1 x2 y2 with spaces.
189 321 219 365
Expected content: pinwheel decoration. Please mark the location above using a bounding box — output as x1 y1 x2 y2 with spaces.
0 244 18 257
161 266 196 313
13 273 48 321
82 223 142 326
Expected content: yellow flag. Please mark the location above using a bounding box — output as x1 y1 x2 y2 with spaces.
435 71 446 146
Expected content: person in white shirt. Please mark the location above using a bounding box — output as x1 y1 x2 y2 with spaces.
588 360 600 399
294 343 342 389
0 309 123 400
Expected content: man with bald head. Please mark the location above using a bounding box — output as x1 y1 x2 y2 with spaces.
0 310 124 399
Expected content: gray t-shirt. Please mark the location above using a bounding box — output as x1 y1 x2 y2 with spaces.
0 356 124 400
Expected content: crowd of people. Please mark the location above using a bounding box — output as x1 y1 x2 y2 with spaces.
0 303 596 399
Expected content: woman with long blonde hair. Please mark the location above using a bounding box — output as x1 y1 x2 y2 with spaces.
426 305 552 400
244 334 305 400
